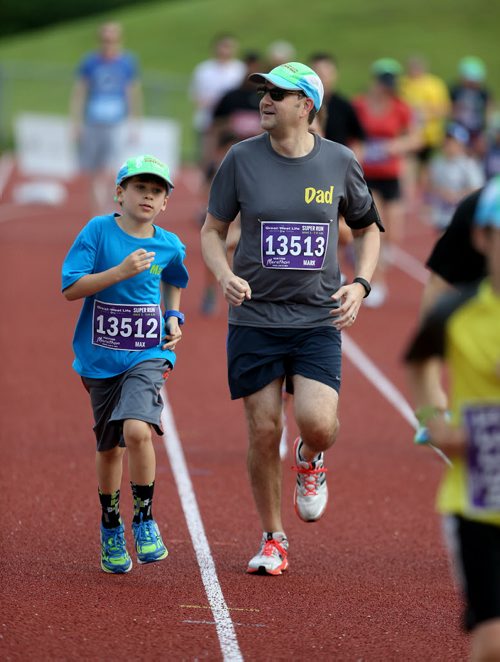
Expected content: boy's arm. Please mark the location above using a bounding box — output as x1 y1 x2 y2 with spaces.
63 248 155 301
161 282 183 351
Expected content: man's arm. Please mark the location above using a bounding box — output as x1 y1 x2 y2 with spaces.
330 222 380 328
200 213 251 306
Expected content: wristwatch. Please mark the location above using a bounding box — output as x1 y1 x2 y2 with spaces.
352 277 371 298
164 310 185 325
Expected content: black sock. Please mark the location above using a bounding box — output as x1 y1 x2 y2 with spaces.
98 488 121 529
131 482 155 524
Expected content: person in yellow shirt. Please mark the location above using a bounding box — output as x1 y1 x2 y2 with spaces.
404 175 500 661
400 55 451 212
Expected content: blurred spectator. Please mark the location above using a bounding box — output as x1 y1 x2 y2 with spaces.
199 131 241 315
309 52 365 155
189 33 245 166
266 40 296 68
70 21 142 215
400 55 451 208
450 56 493 158
484 111 500 180
197 52 264 315
309 52 363 268
211 51 264 145
427 122 485 232
353 58 421 307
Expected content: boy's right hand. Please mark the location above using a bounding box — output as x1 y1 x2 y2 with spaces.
118 249 156 279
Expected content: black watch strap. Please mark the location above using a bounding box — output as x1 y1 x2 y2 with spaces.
352 277 371 298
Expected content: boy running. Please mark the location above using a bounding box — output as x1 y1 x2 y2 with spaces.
62 155 189 573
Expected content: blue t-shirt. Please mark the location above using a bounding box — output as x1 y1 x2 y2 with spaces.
62 214 189 378
78 51 138 124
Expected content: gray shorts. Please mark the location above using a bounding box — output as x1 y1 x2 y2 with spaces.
79 122 123 172
81 359 171 452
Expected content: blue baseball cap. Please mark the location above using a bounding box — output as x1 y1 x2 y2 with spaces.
474 176 500 228
249 61 324 111
116 155 174 192
445 122 470 145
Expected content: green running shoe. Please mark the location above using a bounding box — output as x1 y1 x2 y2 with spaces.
132 517 169 564
100 523 132 574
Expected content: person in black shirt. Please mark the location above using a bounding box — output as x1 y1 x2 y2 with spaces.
413 187 486 436
309 52 366 152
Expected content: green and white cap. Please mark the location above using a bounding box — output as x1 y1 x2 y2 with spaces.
459 56 486 83
249 61 324 111
116 155 174 192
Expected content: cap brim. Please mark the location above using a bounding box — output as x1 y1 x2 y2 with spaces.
248 72 301 91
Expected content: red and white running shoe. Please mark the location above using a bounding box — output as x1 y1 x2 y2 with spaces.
247 532 289 575
292 437 328 522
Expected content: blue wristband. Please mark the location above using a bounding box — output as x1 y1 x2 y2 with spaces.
164 310 185 325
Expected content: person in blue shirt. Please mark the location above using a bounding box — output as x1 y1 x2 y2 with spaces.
62 155 189 574
70 22 142 215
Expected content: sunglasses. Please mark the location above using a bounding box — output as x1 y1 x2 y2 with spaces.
256 86 305 102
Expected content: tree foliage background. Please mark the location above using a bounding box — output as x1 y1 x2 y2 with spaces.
0 0 165 37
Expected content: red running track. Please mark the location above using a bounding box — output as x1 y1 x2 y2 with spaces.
0 166 469 660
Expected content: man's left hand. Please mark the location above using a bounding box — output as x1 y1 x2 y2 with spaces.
330 282 365 330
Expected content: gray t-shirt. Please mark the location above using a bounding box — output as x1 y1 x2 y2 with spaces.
208 132 373 327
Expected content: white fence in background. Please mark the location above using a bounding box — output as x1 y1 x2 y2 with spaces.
14 113 181 179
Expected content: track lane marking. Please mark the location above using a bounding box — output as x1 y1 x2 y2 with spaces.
161 387 243 662
342 334 452 466
387 243 429 284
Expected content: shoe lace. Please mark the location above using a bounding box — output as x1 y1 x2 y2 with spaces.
104 529 126 559
261 538 287 559
135 520 156 546
292 464 327 496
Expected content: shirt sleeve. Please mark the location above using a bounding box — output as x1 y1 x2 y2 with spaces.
161 240 189 288
340 157 374 227
207 147 240 222
61 220 100 291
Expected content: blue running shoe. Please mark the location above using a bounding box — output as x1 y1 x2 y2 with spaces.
132 517 169 564
100 523 132 574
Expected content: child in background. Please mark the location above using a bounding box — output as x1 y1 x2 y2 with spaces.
62 155 189 573
428 122 485 232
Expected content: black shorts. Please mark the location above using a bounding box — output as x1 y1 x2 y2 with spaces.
444 515 500 631
227 325 342 400
81 359 171 451
365 177 401 202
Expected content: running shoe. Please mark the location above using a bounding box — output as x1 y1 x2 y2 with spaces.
292 437 328 522
100 523 132 574
247 532 289 575
132 517 169 564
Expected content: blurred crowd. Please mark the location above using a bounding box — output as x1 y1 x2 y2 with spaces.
188 34 497 311
69 24 496 312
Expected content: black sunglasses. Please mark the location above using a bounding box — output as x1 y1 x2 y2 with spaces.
256 86 305 102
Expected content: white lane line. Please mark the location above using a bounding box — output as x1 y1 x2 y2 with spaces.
342 334 452 466
388 244 429 284
161 388 243 662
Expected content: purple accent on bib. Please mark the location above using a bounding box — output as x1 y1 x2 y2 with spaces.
464 405 500 510
261 221 329 270
92 301 161 351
